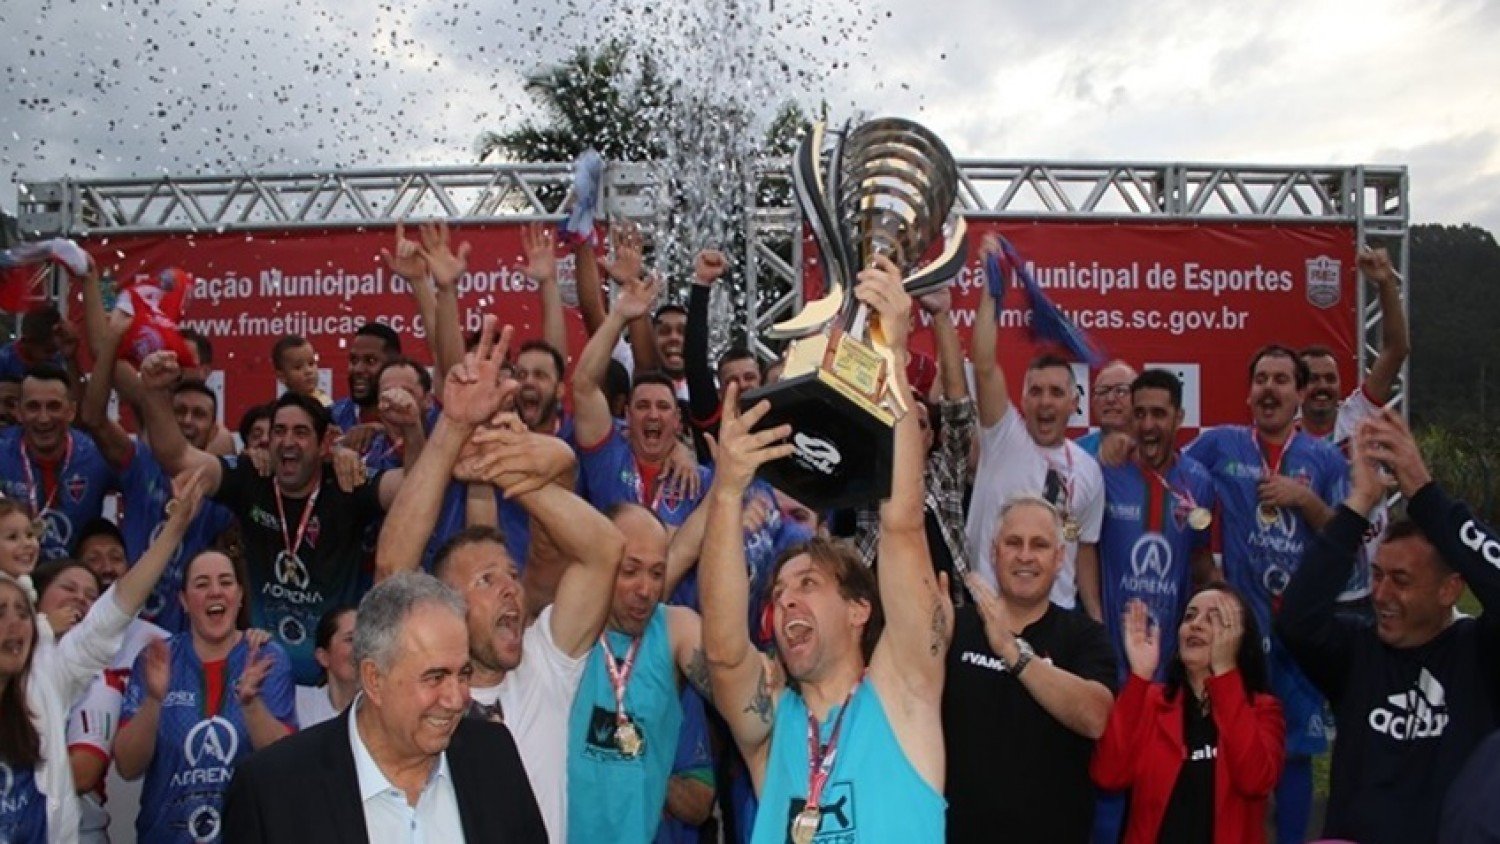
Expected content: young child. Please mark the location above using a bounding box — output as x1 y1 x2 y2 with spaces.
271 334 332 406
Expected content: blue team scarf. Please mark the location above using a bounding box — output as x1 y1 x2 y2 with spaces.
560 148 605 247
985 236 1106 366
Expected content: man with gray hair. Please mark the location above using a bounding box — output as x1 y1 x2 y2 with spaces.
943 493 1117 842
222 572 546 842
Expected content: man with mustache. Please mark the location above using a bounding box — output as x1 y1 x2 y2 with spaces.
375 315 625 843
1183 344 1348 843
1298 245 1410 623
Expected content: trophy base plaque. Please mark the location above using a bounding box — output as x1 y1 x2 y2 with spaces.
741 331 895 511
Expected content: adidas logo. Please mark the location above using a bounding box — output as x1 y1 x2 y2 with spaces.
1367 668 1449 741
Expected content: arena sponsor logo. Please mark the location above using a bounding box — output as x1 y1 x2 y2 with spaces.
39 509 73 554
1121 535 1180 598
262 581 325 606
183 716 239 767
1368 669 1449 741
1247 532 1304 557
1459 520 1500 570
0 761 29 817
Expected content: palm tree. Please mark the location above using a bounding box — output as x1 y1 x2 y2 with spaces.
474 41 669 164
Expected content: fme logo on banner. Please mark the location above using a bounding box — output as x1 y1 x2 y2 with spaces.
1305 256 1342 309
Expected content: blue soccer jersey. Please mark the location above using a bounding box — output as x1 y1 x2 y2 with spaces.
118 442 235 632
1098 456 1215 683
0 761 47 843
1185 425 1347 754
0 341 66 380
121 634 296 843
577 426 707 528
0 427 121 561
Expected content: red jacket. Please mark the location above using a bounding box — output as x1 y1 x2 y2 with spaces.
1091 670 1285 844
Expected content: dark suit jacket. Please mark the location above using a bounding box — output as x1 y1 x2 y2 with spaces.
224 708 547 843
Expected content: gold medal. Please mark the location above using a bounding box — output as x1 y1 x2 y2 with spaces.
1257 505 1279 527
790 805 821 844
1063 518 1081 543
615 720 643 757
1188 507 1212 531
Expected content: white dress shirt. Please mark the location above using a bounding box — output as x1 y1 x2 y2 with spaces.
349 702 466 844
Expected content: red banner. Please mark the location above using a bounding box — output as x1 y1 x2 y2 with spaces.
897 220 1360 433
74 219 1358 436
77 226 590 428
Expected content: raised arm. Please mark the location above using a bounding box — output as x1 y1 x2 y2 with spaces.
78 269 136 469
136 351 223 491
1358 246 1410 404
701 386 793 768
521 223 570 361
685 250 726 427
416 221 471 392
573 237 609 337
972 235 1012 427
382 221 451 381
572 273 660 448
470 424 622 657
598 221 664 373
374 317 514 581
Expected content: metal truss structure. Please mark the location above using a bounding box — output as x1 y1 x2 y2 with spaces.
19 159 1409 411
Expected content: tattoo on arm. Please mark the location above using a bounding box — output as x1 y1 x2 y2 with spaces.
929 596 949 657
742 665 774 726
683 647 713 702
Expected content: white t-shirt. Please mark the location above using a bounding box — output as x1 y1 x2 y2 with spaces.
964 404 1105 607
67 617 168 843
295 684 341 729
471 604 586 844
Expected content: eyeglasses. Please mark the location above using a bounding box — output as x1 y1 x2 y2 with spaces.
1092 385 1131 399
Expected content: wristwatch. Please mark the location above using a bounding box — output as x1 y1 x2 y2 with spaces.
1008 638 1035 678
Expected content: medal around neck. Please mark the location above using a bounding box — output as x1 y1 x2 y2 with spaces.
615 719 643 758
1188 506 1213 531
790 805 822 844
742 117 969 510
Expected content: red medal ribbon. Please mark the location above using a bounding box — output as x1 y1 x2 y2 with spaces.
273 478 322 561
1139 457 1198 533
804 676 862 814
1254 429 1296 482
21 431 73 515
599 632 642 728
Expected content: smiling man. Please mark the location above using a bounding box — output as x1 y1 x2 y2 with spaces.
1076 360 1138 457
223 572 546 842
967 234 1106 619
330 322 401 434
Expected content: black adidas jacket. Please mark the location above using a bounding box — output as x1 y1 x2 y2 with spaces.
1276 482 1500 844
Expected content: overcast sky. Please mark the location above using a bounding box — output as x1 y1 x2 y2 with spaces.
3 0 1497 234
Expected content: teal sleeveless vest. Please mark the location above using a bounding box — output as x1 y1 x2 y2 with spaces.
566 604 682 843
752 679 946 843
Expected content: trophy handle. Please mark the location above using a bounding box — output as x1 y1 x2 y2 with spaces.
768 284 845 340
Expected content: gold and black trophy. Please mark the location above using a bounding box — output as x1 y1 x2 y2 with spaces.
742 118 968 509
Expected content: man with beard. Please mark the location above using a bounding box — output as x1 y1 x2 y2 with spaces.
375 315 624 843
1076 360 1138 457
1183 344 1348 843
330 322 401 435
136 347 408 684
0 364 124 561
573 274 706 527
78 291 236 632
1299 245 1410 620
652 304 689 400
966 234 1106 620
701 257 953 842
566 502 716 843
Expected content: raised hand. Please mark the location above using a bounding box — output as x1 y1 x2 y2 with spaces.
521 222 558 284
855 254 913 353
441 316 516 426
330 446 368 494
661 441 702 502
742 487 773 535
707 383 793 497
380 221 429 281
378 387 422 430
614 272 663 323
1257 475 1312 510
598 219 645 284
165 465 210 529
417 220 472 289
465 414 576 497
143 638 172 702
693 248 727 284
1357 245 1398 286
1098 431 1138 469
337 424 380 455
1205 591 1243 677
138 351 181 391
1121 599 1159 680
1360 409 1431 498
235 641 274 705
